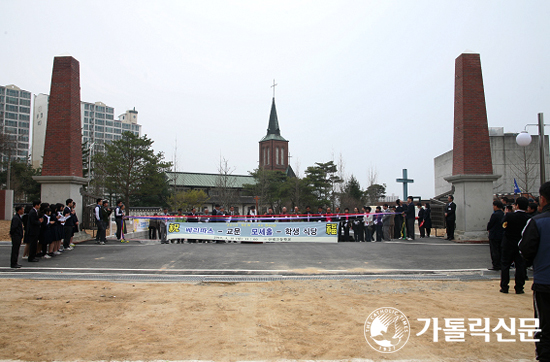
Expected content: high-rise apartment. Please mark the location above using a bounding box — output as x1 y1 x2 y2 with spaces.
31 98 142 168
0 84 31 163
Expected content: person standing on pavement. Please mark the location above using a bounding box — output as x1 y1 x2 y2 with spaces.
62 199 75 251
423 203 432 237
94 198 106 245
394 200 405 240
101 201 112 242
10 206 24 268
519 181 550 362
405 196 416 240
27 200 43 262
382 204 392 241
445 195 456 240
500 196 530 294
115 200 124 242
417 203 425 238
486 200 504 271
160 207 169 244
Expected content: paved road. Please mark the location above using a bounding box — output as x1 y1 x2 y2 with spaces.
0 237 502 281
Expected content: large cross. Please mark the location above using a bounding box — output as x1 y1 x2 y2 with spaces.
271 79 277 98
396 169 414 199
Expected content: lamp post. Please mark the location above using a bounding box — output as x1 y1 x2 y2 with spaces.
516 113 546 188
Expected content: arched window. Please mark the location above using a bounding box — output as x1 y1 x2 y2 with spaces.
267 147 270 165
275 147 279 165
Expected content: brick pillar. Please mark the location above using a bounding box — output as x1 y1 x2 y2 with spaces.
445 53 500 240
42 56 83 177
34 56 87 224
452 53 493 175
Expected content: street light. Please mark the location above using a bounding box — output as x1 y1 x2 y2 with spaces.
516 113 546 188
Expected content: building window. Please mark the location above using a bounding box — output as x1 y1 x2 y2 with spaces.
6 89 19 97
6 97 18 105
19 114 30 121
281 148 285 165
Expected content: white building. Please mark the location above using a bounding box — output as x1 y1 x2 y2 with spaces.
0 84 31 163
434 127 550 197
31 98 142 168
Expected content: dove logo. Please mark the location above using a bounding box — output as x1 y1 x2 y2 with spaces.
364 307 410 353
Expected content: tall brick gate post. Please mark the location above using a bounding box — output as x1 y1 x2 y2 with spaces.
33 56 87 219
444 53 500 240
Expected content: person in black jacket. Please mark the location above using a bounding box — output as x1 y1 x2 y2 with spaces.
500 196 530 294
487 200 504 271
423 203 432 237
394 199 405 240
27 200 43 262
405 196 416 240
445 195 456 240
519 181 550 362
10 206 24 268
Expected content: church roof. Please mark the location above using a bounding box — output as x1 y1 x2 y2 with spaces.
167 172 255 188
260 97 287 142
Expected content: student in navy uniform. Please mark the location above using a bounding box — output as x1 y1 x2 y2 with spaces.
9 206 24 268
486 200 504 271
500 196 530 294
62 199 75 251
445 195 456 240
519 182 550 361
27 200 43 262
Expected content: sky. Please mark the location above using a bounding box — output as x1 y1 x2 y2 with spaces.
1 0 549 199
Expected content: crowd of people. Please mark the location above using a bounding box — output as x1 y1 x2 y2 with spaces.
10 199 79 268
487 194 542 294
145 199 434 244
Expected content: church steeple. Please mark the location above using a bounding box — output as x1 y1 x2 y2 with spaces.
259 95 289 172
260 97 287 142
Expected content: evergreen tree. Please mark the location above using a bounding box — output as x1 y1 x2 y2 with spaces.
93 132 172 209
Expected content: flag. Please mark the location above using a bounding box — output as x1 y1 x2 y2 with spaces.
513 178 521 194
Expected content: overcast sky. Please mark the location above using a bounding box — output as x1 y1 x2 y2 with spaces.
1 0 549 199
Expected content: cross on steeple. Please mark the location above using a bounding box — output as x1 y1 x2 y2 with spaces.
396 169 414 199
271 79 278 98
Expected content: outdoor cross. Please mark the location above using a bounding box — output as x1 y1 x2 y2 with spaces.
396 169 414 199
254 195 261 210
271 79 277 98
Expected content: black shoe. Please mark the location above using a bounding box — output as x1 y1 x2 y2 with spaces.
516 290 525 294
487 267 501 271
499 289 508 294
28 258 40 262
10 264 21 268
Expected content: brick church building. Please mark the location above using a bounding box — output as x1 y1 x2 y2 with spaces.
258 97 295 177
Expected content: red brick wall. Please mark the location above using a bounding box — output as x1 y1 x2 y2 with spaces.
452 53 494 175
42 56 83 177
259 139 289 171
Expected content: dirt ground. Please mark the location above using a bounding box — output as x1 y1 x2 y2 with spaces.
0 278 538 361
0 219 11 241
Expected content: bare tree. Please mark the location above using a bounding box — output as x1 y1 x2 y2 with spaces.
509 145 538 193
214 156 238 208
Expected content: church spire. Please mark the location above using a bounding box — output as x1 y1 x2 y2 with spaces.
267 97 280 136
260 97 287 142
